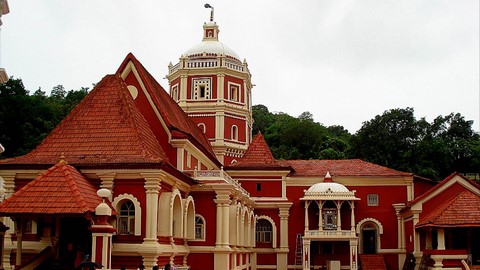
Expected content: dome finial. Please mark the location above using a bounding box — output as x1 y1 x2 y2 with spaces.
324 171 332 182
204 3 214 22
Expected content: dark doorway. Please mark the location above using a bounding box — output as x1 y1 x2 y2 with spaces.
362 229 377 254
59 217 92 268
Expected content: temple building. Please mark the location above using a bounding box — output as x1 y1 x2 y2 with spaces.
0 6 479 270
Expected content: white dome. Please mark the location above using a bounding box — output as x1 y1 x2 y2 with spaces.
307 182 350 193
184 41 241 61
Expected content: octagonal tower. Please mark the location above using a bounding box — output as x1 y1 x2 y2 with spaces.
166 10 253 165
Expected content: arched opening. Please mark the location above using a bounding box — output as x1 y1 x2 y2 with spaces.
362 223 378 254
231 125 238 141
118 200 135 235
172 195 183 238
184 197 195 239
194 215 205 240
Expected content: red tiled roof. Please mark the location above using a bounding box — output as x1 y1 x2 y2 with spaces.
227 133 290 170
416 190 480 228
278 159 412 177
0 75 168 166
0 160 102 215
408 172 480 205
116 53 220 166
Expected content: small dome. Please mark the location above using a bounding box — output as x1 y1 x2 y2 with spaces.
184 41 241 61
307 182 350 193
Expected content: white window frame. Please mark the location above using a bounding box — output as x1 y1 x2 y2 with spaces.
112 194 142 236
231 125 238 141
194 215 206 241
228 82 241 102
192 78 211 99
171 83 179 101
367 194 379 206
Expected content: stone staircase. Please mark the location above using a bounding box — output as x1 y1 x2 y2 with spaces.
359 254 387 270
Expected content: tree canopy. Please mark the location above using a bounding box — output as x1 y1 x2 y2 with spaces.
0 78 89 157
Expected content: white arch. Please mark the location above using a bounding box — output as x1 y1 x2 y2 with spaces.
171 189 184 238
197 123 206 133
112 194 142 236
183 196 196 239
256 215 277 248
356 218 384 234
357 217 384 254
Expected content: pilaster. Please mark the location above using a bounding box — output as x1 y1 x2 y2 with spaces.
141 173 164 240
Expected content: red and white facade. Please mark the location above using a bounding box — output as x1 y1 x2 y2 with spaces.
0 10 479 270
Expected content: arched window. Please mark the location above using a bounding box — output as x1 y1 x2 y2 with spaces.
194 215 205 240
256 219 272 243
118 200 135 235
231 125 238 141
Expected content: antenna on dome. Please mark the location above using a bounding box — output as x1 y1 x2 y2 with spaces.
204 3 214 22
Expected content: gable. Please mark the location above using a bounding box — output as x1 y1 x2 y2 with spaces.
116 53 221 170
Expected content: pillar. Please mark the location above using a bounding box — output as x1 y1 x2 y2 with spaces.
318 201 323 231
91 189 116 270
278 204 292 270
437 229 445 250
142 174 163 241
0 222 9 270
350 201 355 231
304 201 309 233
350 239 359 270
302 239 310 270
336 201 342 231
214 190 231 270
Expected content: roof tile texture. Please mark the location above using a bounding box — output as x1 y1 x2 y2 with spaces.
416 190 480 228
1 74 168 166
228 133 289 169
0 160 102 215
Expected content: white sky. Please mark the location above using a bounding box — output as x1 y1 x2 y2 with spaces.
2 1 479 133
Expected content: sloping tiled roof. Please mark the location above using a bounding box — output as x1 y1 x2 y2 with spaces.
408 172 480 205
0 75 168 166
0 160 102 215
116 53 219 165
416 190 480 228
227 133 290 170
278 159 412 177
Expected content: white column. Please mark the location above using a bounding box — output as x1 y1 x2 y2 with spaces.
350 239 359 270
142 173 163 240
437 229 445 250
303 239 311 270
318 201 323 231
214 190 231 247
336 201 342 231
304 201 309 233
278 205 292 270
350 201 355 231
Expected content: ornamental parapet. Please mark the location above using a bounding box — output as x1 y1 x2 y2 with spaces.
168 53 248 75
304 230 357 239
301 190 359 201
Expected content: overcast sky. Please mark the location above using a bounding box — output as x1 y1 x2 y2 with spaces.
2 1 479 133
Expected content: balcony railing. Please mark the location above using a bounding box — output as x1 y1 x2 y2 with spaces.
304 229 356 239
191 169 250 198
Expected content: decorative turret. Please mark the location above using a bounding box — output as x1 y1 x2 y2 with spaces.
166 4 253 166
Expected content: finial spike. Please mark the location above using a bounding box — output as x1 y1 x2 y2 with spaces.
59 153 67 164
204 3 214 22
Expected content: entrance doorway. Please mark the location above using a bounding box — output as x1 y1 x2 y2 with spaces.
362 228 377 254
59 217 92 268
